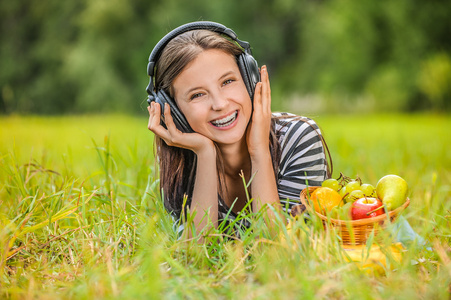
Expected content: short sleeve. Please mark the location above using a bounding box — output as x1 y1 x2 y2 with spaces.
275 113 328 206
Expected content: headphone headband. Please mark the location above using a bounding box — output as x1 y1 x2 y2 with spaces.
147 21 251 80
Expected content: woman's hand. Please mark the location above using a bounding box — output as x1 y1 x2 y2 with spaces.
245 66 280 235
246 65 272 158
147 102 215 155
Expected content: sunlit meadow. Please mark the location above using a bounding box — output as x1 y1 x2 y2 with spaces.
1 113 450 299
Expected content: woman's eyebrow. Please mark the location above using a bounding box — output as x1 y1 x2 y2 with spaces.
181 70 238 98
183 86 203 98
218 71 236 81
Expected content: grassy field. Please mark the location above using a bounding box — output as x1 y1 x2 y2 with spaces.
1 113 450 299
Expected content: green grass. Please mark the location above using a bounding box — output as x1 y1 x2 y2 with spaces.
1 113 450 299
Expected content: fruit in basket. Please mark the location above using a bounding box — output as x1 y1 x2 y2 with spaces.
317 173 409 220
376 175 408 210
339 186 347 198
360 183 376 197
329 204 350 219
329 206 340 219
351 197 384 220
310 187 342 214
347 189 365 203
322 178 340 191
334 202 352 220
345 180 361 194
329 202 351 219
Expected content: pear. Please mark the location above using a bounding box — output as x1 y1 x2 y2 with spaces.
376 175 408 210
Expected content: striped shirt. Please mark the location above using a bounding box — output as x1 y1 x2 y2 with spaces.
274 112 328 213
174 113 328 236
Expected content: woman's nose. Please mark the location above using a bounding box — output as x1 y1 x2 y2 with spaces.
210 92 228 111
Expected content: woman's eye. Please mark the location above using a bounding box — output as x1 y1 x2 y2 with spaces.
223 79 234 86
190 93 203 100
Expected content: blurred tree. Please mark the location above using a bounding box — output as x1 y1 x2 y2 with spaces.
417 53 451 110
0 1 82 114
285 0 451 112
1 0 450 114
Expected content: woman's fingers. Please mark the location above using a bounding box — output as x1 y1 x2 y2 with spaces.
148 102 172 141
253 82 263 110
148 102 214 154
148 102 188 148
163 103 180 136
247 66 272 156
253 65 271 118
147 102 159 130
261 65 271 113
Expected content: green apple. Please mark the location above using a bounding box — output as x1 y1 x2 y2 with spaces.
376 175 408 210
334 202 352 220
329 206 340 219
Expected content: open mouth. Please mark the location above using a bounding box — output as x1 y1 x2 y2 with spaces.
210 111 238 128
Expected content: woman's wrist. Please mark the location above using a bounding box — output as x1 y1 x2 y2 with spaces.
194 141 216 160
249 147 272 164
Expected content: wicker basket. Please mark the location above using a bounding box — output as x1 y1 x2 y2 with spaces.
300 186 410 245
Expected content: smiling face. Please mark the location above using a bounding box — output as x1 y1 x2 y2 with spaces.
172 49 252 147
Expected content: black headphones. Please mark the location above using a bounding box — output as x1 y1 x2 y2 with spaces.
146 21 260 133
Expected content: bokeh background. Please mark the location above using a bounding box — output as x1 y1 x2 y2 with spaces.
1 0 450 115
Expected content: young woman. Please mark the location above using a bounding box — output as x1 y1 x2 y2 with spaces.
146 22 331 239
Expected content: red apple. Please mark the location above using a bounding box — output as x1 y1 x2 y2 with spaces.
351 197 384 220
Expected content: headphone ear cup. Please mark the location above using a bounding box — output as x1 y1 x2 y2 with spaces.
155 90 193 133
238 53 260 101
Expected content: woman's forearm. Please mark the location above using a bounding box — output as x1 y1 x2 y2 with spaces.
250 149 281 232
185 147 219 239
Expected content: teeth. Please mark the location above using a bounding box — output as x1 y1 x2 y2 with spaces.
211 111 237 127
